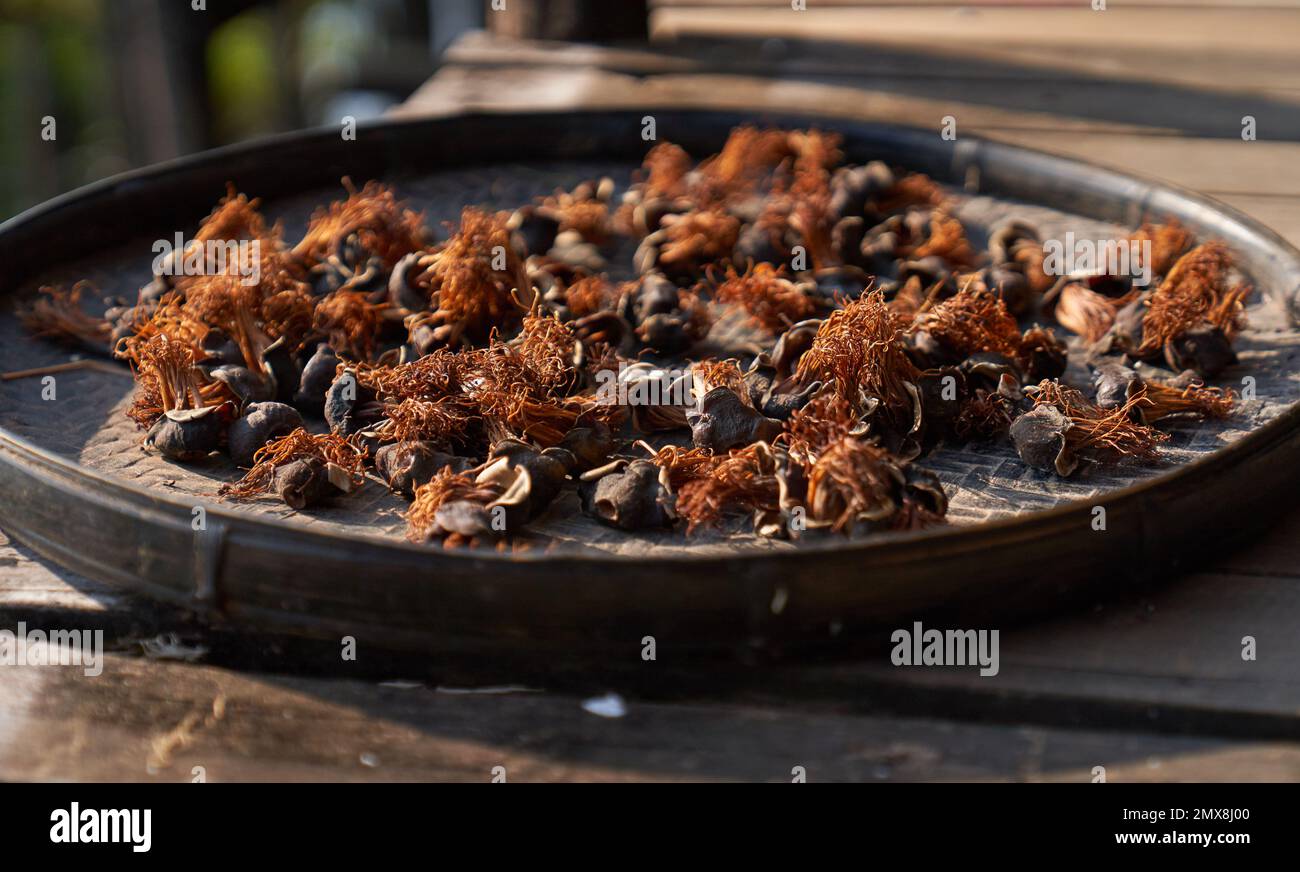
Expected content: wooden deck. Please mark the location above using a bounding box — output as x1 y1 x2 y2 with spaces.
3 2 1300 780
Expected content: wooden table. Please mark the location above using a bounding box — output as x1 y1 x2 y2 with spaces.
3 2 1299 781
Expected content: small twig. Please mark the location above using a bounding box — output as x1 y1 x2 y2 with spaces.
1 359 128 382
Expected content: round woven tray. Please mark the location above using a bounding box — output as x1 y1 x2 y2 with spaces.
2 110 1298 657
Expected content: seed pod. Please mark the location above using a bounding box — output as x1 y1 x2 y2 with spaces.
260 335 300 405
988 220 1040 265
637 312 694 355
903 466 948 516
508 205 561 258
829 161 894 221
688 387 783 452
209 364 274 408
350 257 389 297
830 217 868 268
1095 291 1150 356
809 266 872 302
770 319 821 378
550 230 605 272
635 273 681 322
734 220 790 266
352 429 385 459
558 423 615 472
1164 324 1237 377
198 328 244 369
1009 404 1076 476
619 362 693 432
309 260 344 297
407 317 443 358
475 440 572 527
578 459 675 531
432 501 498 539
1020 326 1068 382
374 441 473 498
571 310 632 351
741 363 775 407
272 456 355 510
760 380 822 421
387 252 428 313
108 306 150 352
960 352 1021 392
897 257 956 298
145 405 230 463
228 402 306 468
860 228 901 276
293 344 341 416
633 228 667 276
985 264 1033 316
1092 362 1142 411
324 369 375 435
916 366 968 439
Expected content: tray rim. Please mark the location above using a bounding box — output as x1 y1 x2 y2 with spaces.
2 108 1298 649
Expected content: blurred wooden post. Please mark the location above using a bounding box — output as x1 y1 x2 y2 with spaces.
486 0 649 42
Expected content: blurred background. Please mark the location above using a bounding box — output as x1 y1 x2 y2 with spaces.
0 0 489 218
2 0 1295 226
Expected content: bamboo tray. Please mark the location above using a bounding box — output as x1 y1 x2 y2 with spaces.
2 109 1298 658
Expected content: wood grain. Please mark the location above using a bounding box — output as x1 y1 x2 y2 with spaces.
3 652 1298 782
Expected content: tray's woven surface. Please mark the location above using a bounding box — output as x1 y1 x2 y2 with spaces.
2 159 1296 556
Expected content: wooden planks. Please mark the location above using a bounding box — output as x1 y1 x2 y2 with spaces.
4 510 1299 745
417 27 1300 138
650 6 1300 68
3 652 1299 782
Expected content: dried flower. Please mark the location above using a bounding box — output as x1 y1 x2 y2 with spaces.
1135 379 1235 425
220 427 366 503
670 443 781 533
293 178 428 269
713 263 815 332
795 290 919 423
656 208 741 274
413 207 531 346
127 334 215 428
405 468 503 546
912 286 1023 362
17 282 112 349
313 290 388 361
907 210 978 267
1013 380 1167 476
782 392 860 463
1139 243 1249 355
804 437 905 533
1128 220 1193 277
875 173 944 213
1052 282 1139 344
